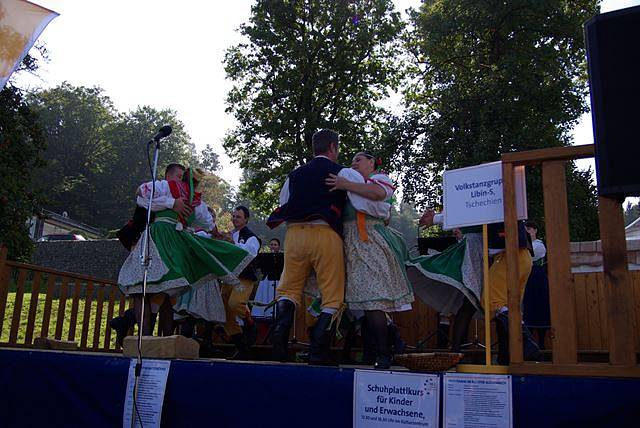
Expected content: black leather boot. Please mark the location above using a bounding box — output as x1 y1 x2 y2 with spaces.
495 311 542 365
309 312 335 365
495 312 510 365
271 300 295 362
340 318 357 364
366 311 392 370
229 333 250 360
388 322 406 355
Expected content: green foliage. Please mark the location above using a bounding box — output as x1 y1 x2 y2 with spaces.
388 202 420 253
398 0 601 241
27 83 117 225
0 85 46 261
98 105 197 228
199 144 220 172
27 84 200 230
223 0 404 212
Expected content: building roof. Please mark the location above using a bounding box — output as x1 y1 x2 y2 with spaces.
41 209 103 238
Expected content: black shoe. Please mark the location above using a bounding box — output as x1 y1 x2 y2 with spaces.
309 312 335 365
271 300 295 362
374 355 393 370
388 323 406 355
360 318 376 365
109 316 129 347
243 321 258 347
495 312 542 365
228 333 251 360
110 309 136 346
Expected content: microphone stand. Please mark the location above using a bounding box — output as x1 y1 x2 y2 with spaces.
130 136 161 428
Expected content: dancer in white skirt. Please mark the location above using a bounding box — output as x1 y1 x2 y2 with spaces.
326 152 414 369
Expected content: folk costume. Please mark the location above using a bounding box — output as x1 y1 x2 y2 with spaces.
343 171 414 313
522 238 550 349
407 216 539 364
267 155 353 363
118 172 254 315
220 225 261 359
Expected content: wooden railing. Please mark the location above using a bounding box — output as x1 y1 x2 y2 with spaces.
0 246 128 352
502 144 640 377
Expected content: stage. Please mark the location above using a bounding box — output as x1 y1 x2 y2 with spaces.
0 348 638 427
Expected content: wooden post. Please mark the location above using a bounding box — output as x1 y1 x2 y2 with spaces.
598 196 636 365
0 246 10 336
54 277 69 340
103 286 117 350
93 286 105 349
80 281 94 349
9 269 28 344
542 160 578 364
68 280 82 342
502 161 524 363
482 224 492 365
40 275 57 338
25 271 43 345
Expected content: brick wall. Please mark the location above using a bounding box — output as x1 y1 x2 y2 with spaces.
571 238 640 272
31 239 130 282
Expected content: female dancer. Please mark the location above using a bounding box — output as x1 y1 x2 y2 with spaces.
327 152 414 369
119 167 254 335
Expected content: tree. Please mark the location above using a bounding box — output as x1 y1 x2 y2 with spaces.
0 85 46 260
27 83 117 225
224 0 404 212
399 0 601 241
99 106 197 229
27 83 197 230
199 144 220 172
388 202 420 254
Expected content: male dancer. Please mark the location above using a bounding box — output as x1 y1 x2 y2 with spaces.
114 163 191 336
220 205 261 359
267 128 361 364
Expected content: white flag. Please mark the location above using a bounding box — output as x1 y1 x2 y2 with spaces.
0 0 58 89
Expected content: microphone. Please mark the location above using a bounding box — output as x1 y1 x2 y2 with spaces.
152 125 172 142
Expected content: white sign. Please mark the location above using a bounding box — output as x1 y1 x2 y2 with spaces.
443 373 512 428
353 370 440 428
443 161 527 229
123 359 171 428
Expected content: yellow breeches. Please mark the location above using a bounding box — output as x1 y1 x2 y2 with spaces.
277 224 345 310
489 248 533 313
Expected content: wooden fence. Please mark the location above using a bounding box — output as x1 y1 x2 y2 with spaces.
503 144 640 377
0 247 128 352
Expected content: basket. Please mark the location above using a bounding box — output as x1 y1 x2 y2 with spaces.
394 352 464 372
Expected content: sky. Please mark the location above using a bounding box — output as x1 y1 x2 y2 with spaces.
14 0 640 189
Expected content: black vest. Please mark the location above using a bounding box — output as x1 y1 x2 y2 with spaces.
267 157 347 234
237 226 261 281
487 221 532 253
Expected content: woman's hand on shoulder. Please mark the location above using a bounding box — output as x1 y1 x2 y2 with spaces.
325 173 350 191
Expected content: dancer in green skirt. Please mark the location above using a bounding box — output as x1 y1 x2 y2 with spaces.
118 167 254 335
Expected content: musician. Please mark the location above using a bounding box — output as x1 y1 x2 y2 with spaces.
220 205 261 359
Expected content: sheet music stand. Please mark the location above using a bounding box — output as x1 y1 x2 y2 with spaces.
254 253 289 344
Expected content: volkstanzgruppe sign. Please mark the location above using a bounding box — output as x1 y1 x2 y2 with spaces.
442 161 527 230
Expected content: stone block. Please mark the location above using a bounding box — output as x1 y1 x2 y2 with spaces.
580 241 597 252
571 252 603 267
626 239 640 251
122 335 199 359
33 337 79 351
569 242 581 253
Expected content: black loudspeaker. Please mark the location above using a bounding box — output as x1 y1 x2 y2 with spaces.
585 6 640 198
